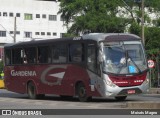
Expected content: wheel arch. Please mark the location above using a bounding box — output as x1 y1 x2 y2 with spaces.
75 80 84 95
26 80 38 94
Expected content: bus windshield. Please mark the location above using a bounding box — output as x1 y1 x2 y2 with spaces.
103 41 148 75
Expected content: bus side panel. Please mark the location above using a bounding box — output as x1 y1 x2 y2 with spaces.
4 64 101 97
31 65 62 95
4 65 63 95
4 66 27 94
60 65 89 96
61 65 101 97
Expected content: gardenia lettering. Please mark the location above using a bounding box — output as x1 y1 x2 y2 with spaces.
11 70 37 76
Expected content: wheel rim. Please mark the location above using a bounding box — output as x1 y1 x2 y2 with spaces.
79 87 86 97
28 83 35 98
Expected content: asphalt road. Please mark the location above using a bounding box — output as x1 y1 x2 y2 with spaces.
0 89 160 109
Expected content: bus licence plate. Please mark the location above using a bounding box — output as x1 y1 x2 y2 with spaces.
127 90 135 94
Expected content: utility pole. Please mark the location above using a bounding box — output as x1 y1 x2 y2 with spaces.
13 17 16 43
141 0 145 45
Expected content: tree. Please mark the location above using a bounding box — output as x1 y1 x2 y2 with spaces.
122 0 160 25
59 0 160 50
59 0 129 35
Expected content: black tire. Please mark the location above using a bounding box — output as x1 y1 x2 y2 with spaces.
115 96 127 101
27 82 45 99
60 95 73 100
77 83 92 102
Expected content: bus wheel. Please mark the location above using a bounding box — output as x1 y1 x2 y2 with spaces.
115 96 127 101
27 82 45 99
77 83 91 102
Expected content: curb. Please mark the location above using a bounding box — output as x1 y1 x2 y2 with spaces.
149 88 160 94
127 101 160 109
0 87 5 89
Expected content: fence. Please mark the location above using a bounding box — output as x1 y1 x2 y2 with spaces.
147 52 160 88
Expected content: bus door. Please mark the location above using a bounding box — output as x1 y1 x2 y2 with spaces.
87 43 102 94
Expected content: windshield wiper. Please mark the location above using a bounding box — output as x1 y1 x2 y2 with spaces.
118 42 142 74
127 55 141 73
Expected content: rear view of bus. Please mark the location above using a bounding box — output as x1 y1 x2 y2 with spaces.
85 33 149 101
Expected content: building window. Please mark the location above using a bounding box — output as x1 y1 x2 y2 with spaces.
9 31 20 35
41 32 45 35
35 32 40 35
36 14 40 18
53 32 57 36
16 31 20 35
3 12 7 17
16 13 20 17
47 32 51 36
24 13 32 20
0 12 1 16
60 15 65 21
49 15 57 21
10 31 14 34
60 33 65 38
24 32 32 38
9 13 14 17
0 31 6 37
42 14 46 18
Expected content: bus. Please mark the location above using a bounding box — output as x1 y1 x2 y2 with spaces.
4 33 149 102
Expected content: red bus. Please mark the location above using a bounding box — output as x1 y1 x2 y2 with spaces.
4 33 149 102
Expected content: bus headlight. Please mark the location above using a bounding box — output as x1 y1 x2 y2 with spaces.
106 79 116 87
143 78 149 85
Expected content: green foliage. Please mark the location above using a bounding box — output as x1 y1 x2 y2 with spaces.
129 22 141 36
145 0 160 11
59 0 160 35
153 19 160 27
59 0 128 35
145 27 160 51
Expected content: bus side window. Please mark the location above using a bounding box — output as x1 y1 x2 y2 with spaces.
52 44 67 63
24 47 36 64
38 46 51 63
5 49 11 65
87 44 97 73
69 44 84 62
12 48 23 65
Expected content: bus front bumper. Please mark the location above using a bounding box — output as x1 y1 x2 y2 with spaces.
102 80 149 97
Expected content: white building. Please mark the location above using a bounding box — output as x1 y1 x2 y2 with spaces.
0 0 66 60
0 0 66 43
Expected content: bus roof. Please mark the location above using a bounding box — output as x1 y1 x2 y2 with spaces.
82 33 141 42
4 33 141 48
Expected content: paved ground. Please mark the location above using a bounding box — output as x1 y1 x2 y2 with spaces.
0 89 160 117
0 89 160 109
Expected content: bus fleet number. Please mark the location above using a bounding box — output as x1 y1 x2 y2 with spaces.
73 37 82 40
